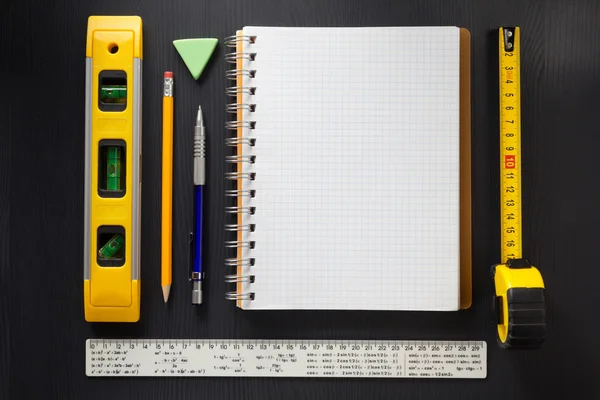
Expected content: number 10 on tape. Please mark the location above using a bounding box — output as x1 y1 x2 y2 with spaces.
504 155 516 169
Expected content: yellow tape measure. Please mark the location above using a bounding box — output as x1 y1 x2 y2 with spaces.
492 27 546 349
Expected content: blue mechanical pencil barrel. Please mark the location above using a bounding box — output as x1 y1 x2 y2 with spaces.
192 106 205 304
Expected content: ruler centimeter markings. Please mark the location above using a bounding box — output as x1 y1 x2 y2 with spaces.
499 27 523 262
86 339 486 378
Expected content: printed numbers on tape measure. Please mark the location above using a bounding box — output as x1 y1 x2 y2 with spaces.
500 23 522 258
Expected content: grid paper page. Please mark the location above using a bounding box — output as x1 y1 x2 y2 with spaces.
239 26 460 310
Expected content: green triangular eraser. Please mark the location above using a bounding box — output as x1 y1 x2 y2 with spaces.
173 38 218 80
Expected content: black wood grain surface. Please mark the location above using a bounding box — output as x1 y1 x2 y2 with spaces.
2 0 600 398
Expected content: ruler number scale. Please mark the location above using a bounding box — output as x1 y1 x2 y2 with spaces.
86 339 486 379
499 27 523 262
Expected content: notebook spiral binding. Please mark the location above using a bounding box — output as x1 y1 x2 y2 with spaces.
224 33 258 302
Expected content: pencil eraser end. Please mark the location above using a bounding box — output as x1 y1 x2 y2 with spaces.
164 71 173 78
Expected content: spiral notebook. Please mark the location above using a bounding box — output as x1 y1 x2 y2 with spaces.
225 26 471 311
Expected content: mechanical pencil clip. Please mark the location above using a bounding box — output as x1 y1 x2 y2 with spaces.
192 106 205 305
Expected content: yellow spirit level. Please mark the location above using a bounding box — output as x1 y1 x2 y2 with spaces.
492 27 546 348
84 16 143 322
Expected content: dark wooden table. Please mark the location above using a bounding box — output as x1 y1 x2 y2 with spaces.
2 0 599 398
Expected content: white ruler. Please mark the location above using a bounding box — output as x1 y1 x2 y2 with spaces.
86 339 486 379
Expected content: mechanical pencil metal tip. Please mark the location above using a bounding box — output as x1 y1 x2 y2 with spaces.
196 106 203 126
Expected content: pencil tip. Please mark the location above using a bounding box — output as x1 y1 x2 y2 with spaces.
162 285 171 303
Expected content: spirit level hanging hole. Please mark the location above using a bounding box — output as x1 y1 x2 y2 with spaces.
108 43 119 54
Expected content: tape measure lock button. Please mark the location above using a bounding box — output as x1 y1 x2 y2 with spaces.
507 258 530 269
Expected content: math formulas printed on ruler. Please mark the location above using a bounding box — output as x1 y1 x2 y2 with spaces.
86 339 486 379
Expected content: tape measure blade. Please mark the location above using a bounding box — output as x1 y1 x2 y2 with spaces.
499 27 523 262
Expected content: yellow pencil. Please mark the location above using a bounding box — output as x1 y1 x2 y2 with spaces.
161 71 174 302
